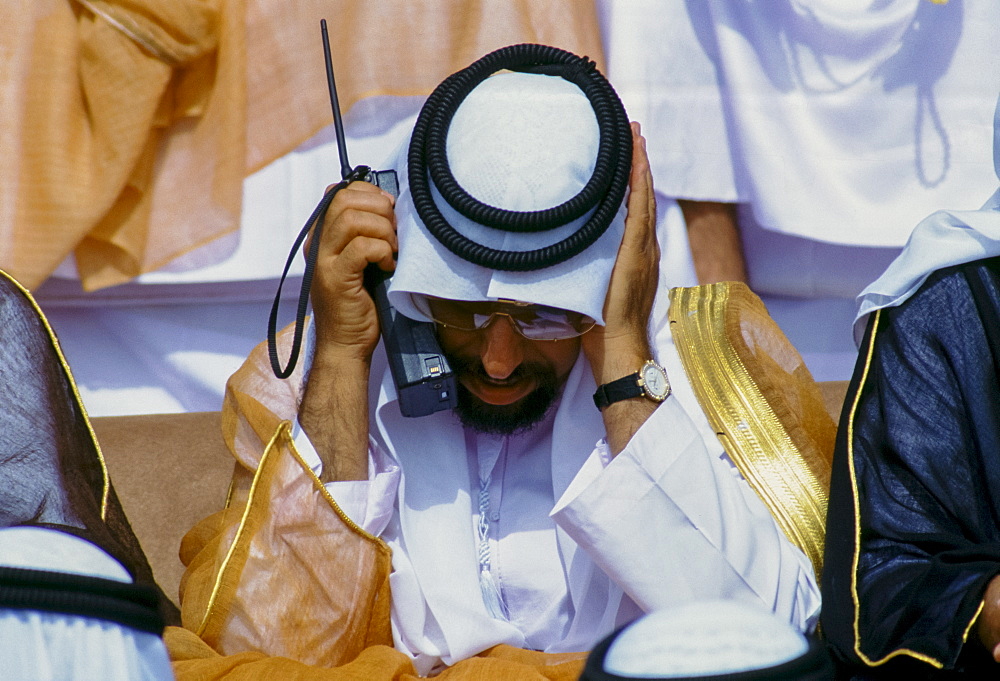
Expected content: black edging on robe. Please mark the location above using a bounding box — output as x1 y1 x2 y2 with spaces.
822 256 1000 678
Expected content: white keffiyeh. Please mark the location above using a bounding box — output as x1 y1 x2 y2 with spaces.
387 71 628 325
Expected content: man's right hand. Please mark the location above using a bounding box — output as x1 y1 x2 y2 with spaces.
299 181 397 483
308 181 398 365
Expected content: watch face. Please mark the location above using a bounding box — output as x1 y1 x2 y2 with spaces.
640 362 670 401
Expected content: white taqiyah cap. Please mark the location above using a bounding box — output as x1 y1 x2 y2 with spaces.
603 600 810 678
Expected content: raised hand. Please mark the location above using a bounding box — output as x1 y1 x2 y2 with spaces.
583 122 659 381
300 180 396 482
307 181 397 365
582 122 662 455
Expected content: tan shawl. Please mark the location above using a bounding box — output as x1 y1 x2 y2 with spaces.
2 0 603 290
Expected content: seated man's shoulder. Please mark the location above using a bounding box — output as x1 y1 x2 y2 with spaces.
921 255 999 294
890 255 1000 325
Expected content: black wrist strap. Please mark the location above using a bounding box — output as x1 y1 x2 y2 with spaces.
266 166 373 379
593 373 642 410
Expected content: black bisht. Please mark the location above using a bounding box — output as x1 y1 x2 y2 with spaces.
822 257 1000 678
0 272 179 627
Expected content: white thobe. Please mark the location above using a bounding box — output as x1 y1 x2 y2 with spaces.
600 0 1000 249
295 330 821 675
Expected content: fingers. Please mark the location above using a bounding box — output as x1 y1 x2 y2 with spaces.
576 122 661 378
626 122 656 238
606 124 660 327
621 122 659 270
307 181 398 263
336 233 397 278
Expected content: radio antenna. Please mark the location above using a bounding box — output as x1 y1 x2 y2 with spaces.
320 19 353 180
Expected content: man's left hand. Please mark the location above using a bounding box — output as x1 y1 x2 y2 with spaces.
583 122 659 381
582 122 661 455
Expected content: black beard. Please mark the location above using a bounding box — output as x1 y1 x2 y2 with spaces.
447 355 559 436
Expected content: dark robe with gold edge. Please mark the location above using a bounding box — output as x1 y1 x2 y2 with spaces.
822 257 1000 678
0 270 179 625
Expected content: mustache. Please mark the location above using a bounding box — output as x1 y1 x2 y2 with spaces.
447 354 554 385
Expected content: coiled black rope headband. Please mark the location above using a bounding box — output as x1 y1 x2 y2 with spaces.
408 43 632 271
0 565 164 635
267 44 630 378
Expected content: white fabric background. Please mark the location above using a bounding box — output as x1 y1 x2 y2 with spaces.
598 0 1000 381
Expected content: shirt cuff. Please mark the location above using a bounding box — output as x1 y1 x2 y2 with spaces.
291 418 400 536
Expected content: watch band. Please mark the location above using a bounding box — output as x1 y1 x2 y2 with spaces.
592 373 644 410
593 360 670 410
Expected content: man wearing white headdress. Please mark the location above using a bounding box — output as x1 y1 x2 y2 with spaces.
0 527 173 681
822 96 1000 676
168 48 826 680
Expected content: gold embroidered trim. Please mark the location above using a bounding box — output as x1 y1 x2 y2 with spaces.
668 283 828 577
197 422 389 636
0 270 110 520
223 475 236 510
196 424 283 637
72 0 187 66
962 601 985 652
285 428 389 548
846 310 943 668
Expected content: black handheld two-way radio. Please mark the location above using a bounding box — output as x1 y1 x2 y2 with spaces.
267 20 456 419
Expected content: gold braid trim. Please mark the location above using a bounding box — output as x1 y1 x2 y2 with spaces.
0 270 109 519
846 309 944 668
668 283 831 579
198 422 390 639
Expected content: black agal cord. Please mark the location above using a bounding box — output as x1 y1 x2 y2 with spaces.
0 566 164 635
408 43 632 271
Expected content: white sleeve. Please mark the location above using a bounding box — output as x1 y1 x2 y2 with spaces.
550 398 821 633
292 418 400 537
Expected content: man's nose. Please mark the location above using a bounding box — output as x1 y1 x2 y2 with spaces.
480 316 524 380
